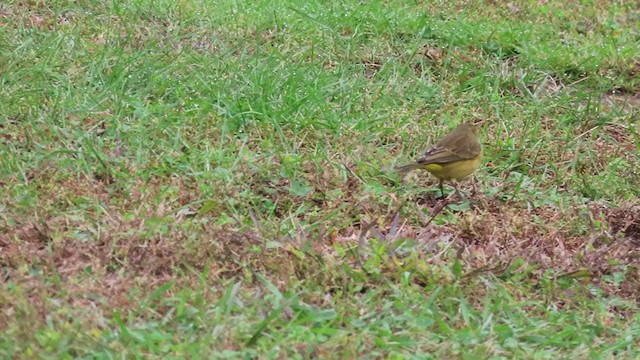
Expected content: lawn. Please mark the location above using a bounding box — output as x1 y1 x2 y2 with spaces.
1 0 639 358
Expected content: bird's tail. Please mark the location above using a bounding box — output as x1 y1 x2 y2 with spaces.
395 163 421 174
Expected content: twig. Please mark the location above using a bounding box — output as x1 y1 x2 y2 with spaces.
421 194 454 227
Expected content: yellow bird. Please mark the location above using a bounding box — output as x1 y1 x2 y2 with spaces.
397 122 483 197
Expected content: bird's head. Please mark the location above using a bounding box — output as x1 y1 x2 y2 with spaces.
467 119 486 133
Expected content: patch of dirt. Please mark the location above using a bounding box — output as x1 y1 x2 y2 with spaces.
582 123 638 170
333 195 640 301
361 59 383 79
413 45 446 77
578 87 640 116
0 3 79 30
0 223 52 268
412 43 490 82
598 123 638 153
625 61 640 77
0 212 293 324
559 121 638 183
600 89 640 112
530 75 567 98
607 203 640 242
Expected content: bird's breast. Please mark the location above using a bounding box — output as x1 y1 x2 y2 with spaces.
422 155 482 180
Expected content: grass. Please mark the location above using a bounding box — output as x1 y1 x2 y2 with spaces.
1 0 639 357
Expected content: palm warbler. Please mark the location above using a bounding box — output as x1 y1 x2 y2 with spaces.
397 122 483 197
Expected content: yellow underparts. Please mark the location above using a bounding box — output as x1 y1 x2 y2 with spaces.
417 156 482 181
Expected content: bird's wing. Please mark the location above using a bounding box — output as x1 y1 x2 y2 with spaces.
416 146 465 165
449 137 481 159
434 125 482 159
415 123 482 164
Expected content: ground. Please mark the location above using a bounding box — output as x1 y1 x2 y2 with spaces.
1 0 639 358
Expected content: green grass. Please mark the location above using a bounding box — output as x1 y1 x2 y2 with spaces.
1 0 639 357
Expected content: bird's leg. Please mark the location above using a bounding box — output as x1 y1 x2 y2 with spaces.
439 179 445 199
454 182 467 202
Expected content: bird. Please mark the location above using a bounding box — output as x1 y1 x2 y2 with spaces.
396 121 483 198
